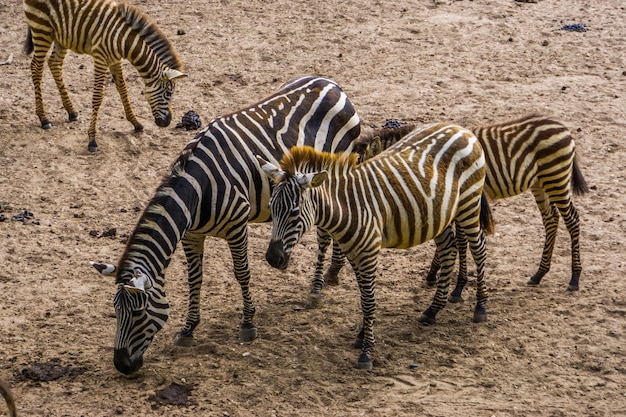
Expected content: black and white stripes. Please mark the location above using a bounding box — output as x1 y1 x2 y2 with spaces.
260 122 493 369
91 76 360 374
23 0 186 151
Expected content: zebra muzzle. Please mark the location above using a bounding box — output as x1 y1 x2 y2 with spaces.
114 348 144 375
266 240 290 270
154 112 172 127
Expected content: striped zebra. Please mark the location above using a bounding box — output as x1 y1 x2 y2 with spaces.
258 122 494 370
90 76 361 374
345 114 588 299
23 0 186 151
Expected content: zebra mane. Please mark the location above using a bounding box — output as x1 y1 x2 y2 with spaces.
280 146 359 177
119 1 183 70
352 124 416 157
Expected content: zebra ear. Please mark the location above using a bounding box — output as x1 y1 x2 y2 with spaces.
370 136 383 157
89 261 117 276
163 68 187 81
257 156 284 182
124 269 152 293
300 171 328 188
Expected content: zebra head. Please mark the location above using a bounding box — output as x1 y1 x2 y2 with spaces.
257 156 328 270
91 262 170 374
144 67 187 128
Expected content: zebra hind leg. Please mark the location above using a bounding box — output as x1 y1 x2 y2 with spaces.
49 43 78 123
418 226 457 325
449 226 469 303
528 188 559 287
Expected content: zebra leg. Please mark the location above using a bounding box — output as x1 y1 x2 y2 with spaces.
449 227 469 303
324 240 346 286
174 234 206 347
227 229 258 342
48 43 78 123
29 37 53 129
308 228 333 308
349 253 378 370
552 195 583 291
419 226 456 325
87 59 109 152
528 187 560 287
110 61 144 132
425 250 440 286
466 227 489 323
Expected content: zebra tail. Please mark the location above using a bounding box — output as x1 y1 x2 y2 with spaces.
571 157 590 196
480 191 495 236
0 379 16 417
23 27 33 55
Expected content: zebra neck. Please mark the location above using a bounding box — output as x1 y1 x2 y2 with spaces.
120 188 194 281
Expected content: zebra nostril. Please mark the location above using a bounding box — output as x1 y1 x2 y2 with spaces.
155 113 171 127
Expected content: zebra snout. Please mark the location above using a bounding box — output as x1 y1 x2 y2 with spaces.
114 348 144 375
154 112 172 127
266 240 290 270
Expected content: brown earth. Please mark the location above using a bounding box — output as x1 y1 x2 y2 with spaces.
1 0 625 416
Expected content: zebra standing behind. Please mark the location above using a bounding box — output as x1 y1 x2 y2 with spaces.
258 122 494 370
90 76 361 374
348 114 588 299
23 0 186 151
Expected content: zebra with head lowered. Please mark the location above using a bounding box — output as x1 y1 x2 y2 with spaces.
90 76 360 374
258 122 494 370
341 114 588 300
23 0 186 151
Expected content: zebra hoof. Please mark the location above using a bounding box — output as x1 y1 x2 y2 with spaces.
87 140 98 153
448 294 464 304
473 306 487 323
306 291 323 309
68 112 78 122
41 120 52 130
418 313 436 325
567 284 579 292
323 270 340 286
134 123 144 132
174 332 194 347
240 323 257 342
357 352 373 370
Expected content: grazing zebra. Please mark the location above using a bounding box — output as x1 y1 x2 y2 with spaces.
90 76 361 374
0 379 16 417
23 0 186 151
340 114 588 298
258 122 494 370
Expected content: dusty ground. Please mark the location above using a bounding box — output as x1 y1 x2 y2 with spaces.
1 0 625 415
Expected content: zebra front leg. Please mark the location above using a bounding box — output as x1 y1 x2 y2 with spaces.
174 234 206 347
324 240 347 286
228 230 258 342
30 41 53 129
308 228 333 308
350 255 378 370
87 59 109 152
110 62 144 132
49 44 78 123
419 226 456 325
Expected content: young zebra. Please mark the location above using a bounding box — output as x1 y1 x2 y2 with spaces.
90 76 361 374
258 122 494 370
339 114 588 299
23 0 186 151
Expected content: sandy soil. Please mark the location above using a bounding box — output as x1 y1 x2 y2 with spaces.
1 0 625 415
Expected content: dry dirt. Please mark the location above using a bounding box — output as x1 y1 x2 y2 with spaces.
1 0 625 416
